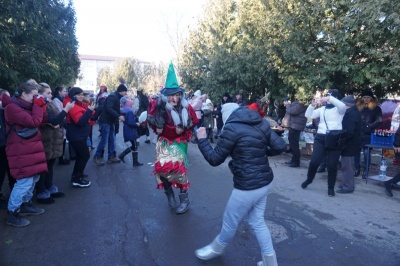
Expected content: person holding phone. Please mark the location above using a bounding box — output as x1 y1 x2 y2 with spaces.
301 89 346 197
3 82 47 227
35 82 74 204
63 87 95 188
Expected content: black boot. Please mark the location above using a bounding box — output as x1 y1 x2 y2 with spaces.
164 187 177 208
132 151 143 166
362 169 368 179
176 191 190 214
301 178 313 189
384 181 393 197
354 166 360 177
118 148 131 163
384 175 400 197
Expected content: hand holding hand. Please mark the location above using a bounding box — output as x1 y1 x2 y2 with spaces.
156 128 163 135
119 115 125 122
197 127 207 139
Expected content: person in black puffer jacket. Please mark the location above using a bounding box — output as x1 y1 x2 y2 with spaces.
195 103 286 266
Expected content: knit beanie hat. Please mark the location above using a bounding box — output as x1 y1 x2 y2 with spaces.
117 84 128 92
194 90 201 97
361 90 374 98
68 87 84 99
327 89 340 99
341 96 355 107
222 103 239 124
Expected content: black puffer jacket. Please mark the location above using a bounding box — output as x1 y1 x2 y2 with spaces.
198 107 286 190
102 92 123 124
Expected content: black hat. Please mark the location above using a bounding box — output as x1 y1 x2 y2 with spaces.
117 84 128 92
327 89 340 99
361 90 374 98
68 87 83 99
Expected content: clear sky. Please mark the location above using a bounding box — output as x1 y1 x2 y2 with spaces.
73 0 206 63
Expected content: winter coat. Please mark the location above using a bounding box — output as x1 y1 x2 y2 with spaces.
52 97 63 113
63 96 93 142
282 101 307 131
198 107 286 190
357 98 382 146
101 92 123 124
148 97 199 143
202 108 214 129
120 106 139 142
134 91 149 116
341 105 362 156
40 102 67 160
305 97 346 134
189 95 203 119
3 95 47 179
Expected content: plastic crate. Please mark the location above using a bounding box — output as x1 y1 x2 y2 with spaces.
370 134 394 147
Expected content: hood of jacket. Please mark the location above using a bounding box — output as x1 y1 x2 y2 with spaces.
225 107 262 126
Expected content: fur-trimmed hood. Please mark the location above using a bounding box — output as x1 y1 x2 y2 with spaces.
356 97 379 111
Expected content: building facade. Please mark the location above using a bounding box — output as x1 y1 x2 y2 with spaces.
74 54 123 93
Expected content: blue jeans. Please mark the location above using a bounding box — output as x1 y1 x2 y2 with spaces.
95 123 115 159
354 147 372 170
216 184 274 255
8 175 40 212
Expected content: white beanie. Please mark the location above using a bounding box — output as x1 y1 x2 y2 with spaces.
222 103 239 124
206 99 212 105
194 90 201 97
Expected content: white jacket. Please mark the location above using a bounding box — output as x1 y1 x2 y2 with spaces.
305 96 346 134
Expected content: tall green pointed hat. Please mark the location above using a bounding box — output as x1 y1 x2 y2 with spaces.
161 61 185 96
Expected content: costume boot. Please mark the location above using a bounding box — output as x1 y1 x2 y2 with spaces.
164 187 177 208
132 151 143 166
118 147 131 163
195 237 226 260
176 191 189 214
257 251 278 266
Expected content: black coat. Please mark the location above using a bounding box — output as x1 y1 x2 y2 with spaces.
198 107 286 190
359 103 382 146
342 105 362 156
101 92 123 124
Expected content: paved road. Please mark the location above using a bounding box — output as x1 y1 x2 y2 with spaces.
1 125 399 265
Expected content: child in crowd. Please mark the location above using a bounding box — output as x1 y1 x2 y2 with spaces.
118 96 143 166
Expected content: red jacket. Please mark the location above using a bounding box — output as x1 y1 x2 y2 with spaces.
149 102 198 143
63 96 93 141
3 95 47 179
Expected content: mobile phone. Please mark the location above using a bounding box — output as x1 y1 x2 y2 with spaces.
71 96 76 102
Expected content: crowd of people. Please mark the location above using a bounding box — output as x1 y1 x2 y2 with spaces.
1 68 399 265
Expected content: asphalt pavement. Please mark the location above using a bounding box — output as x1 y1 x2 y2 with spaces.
1 124 399 266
